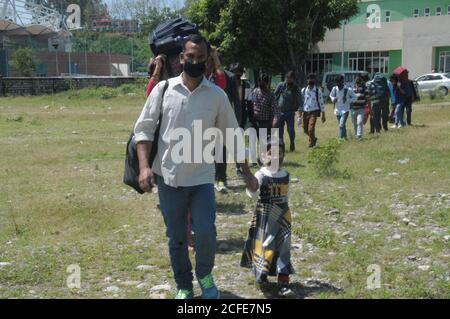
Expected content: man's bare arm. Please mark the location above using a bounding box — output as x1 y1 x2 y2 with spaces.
137 141 155 192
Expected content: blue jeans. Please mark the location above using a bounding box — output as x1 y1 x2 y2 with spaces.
336 112 349 139
351 108 365 139
395 103 406 126
280 111 296 146
156 175 217 290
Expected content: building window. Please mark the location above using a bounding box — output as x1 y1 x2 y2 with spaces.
303 53 333 77
348 51 389 74
424 8 430 17
413 8 419 17
436 7 442 16
439 51 450 73
385 10 391 22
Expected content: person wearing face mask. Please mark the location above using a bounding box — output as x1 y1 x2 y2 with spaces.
351 76 370 139
274 71 303 152
300 73 326 148
329 74 356 140
251 73 281 144
230 62 253 129
134 34 258 299
205 46 242 193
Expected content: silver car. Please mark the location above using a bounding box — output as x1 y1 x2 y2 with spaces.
415 73 450 96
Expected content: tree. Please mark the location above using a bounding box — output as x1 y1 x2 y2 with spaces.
13 48 37 77
43 0 106 28
187 0 358 80
109 0 180 34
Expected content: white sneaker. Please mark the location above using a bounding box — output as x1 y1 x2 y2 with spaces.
391 125 398 129
214 181 228 193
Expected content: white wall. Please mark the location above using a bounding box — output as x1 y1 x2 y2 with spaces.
316 15 450 78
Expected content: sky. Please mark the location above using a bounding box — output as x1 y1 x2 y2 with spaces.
104 0 186 11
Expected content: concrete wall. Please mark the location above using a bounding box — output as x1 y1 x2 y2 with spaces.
317 21 403 53
402 15 450 77
0 76 137 96
8 53 131 77
317 14 450 78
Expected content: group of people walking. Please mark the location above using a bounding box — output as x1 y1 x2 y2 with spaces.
270 69 419 147
133 32 419 300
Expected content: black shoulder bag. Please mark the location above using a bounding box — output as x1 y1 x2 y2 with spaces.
123 81 169 194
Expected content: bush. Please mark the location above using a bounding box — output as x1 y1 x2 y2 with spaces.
308 138 348 178
65 86 118 100
97 87 119 100
428 87 445 101
13 48 37 76
119 84 136 95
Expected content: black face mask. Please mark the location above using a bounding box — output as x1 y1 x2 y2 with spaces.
183 60 206 78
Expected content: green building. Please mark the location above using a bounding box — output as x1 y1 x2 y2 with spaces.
306 0 450 79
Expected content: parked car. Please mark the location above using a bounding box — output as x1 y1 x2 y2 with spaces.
415 73 450 96
321 71 370 100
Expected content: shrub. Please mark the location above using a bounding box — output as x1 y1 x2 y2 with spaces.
13 48 37 76
428 87 445 101
97 87 119 100
308 138 347 178
119 84 136 95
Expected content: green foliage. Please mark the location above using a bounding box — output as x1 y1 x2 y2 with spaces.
46 0 106 28
187 0 358 75
12 48 37 77
66 86 118 100
308 138 346 177
98 87 119 100
6 115 24 122
119 84 135 94
428 87 446 101
293 222 337 249
71 31 151 72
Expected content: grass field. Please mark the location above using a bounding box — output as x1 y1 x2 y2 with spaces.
0 86 449 299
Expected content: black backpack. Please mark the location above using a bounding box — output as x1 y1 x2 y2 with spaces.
149 18 199 56
276 82 301 113
123 81 169 194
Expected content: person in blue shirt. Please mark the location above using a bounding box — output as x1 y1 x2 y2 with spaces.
388 75 406 128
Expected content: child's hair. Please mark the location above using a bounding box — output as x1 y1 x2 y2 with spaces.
263 138 285 155
335 74 344 84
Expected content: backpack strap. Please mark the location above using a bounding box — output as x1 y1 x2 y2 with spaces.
315 87 322 113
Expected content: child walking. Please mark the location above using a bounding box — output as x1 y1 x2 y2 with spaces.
241 139 295 297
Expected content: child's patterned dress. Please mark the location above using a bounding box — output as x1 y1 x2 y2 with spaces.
241 167 294 280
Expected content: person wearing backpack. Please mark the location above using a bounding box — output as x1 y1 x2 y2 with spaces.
368 74 391 133
351 76 370 140
274 71 303 151
398 69 418 126
299 73 326 148
329 75 356 140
